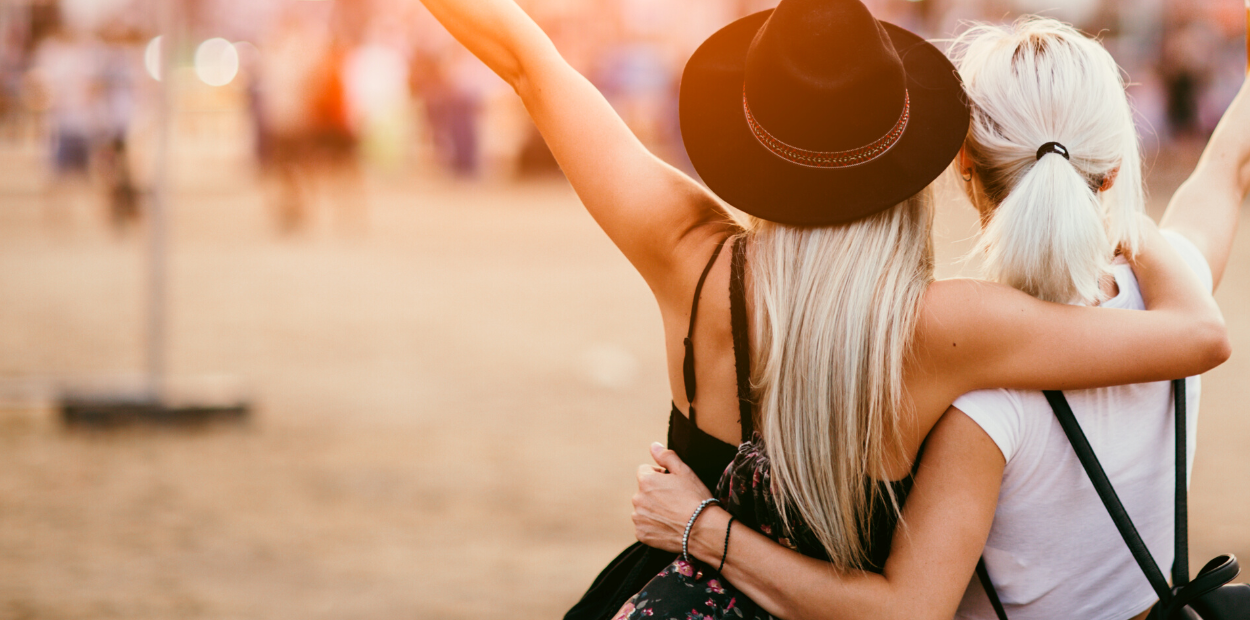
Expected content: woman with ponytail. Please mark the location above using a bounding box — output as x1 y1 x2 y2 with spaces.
634 17 1249 620
960 17 1146 307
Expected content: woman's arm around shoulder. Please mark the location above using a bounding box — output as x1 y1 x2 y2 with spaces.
635 408 1005 620
918 220 1230 396
415 0 732 303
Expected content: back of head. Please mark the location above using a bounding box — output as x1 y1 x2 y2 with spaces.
951 18 1144 304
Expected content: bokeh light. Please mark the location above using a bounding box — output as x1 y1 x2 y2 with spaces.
194 38 240 87
144 35 163 82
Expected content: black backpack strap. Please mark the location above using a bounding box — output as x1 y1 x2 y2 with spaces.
1170 555 1241 614
1042 390 1174 605
1172 379 1189 587
978 384 1191 618
976 557 1010 620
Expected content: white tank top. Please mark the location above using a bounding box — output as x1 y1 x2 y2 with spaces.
952 231 1213 620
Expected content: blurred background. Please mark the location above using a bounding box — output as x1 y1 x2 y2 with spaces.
0 0 1246 618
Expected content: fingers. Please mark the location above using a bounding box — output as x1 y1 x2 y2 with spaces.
650 441 668 462
636 463 664 484
650 441 689 474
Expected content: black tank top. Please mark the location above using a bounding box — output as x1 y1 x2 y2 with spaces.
565 237 912 619
666 236 755 489
565 238 751 620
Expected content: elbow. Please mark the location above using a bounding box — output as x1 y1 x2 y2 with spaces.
503 41 554 100
501 55 528 95
1209 327 1233 370
1197 316 1233 372
507 69 528 98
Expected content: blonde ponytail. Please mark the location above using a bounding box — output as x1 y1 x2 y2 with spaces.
952 18 1144 304
978 149 1110 303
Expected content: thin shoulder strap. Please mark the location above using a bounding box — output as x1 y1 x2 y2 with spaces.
1042 389 1174 605
1172 378 1189 587
682 237 728 425
729 236 755 442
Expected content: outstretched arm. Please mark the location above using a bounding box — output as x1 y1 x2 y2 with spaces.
1161 77 1250 291
924 219 1229 395
634 410 1003 620
415 0 731 301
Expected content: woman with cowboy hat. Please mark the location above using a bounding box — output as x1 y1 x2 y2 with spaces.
630 16 1250 620
407 0 1229 618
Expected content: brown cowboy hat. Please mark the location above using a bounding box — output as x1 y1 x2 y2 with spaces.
681 0 970 226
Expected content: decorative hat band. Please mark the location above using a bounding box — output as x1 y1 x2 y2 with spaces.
743 88 910 169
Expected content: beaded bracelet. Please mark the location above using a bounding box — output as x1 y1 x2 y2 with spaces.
718 516 736 573
682 498 721 564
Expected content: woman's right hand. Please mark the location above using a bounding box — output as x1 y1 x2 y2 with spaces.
631 443 716 554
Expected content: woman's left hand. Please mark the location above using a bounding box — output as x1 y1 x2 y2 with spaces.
632 442 716 553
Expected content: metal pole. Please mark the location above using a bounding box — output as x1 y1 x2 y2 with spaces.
147 0 177 403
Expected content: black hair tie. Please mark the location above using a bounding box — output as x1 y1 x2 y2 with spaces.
1037 141 1070 161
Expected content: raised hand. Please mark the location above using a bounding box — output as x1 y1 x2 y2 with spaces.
412 0 730 304
1161 76 1250 290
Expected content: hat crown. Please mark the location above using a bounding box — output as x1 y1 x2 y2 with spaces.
744 0 908 152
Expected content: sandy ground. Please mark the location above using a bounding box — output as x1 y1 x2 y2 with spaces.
0 158 1246 619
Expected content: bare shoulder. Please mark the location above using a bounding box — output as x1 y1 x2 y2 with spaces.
917 278 1016 342
913 278 1037 390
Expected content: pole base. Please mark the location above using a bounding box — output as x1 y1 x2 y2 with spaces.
60 397 249 428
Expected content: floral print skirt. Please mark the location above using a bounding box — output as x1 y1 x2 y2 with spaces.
614 557 760 620
618 438 909 620
617 439 812 620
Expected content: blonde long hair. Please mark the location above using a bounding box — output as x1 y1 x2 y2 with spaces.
736 187 934 570
951 18 1144 304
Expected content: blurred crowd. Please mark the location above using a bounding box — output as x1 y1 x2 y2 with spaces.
0 0 1245 232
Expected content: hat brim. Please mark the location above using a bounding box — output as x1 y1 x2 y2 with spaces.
680 11 970 226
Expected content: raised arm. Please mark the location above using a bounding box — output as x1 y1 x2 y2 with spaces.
923 219 1230 395
635 412 1004 620
415 0 731 299
1161 77 1250 291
